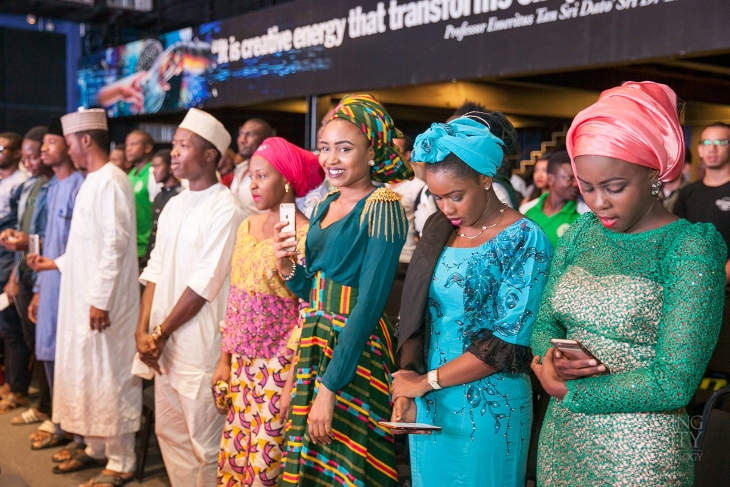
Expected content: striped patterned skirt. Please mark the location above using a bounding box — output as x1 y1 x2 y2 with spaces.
279 271 398 487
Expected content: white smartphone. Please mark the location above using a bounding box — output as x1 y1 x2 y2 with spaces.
279 203 296 250
29 234 40 255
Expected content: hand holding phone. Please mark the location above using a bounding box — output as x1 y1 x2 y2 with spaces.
379 421 441 435
279 203 296 251
549 338 609 379
29 234 40 256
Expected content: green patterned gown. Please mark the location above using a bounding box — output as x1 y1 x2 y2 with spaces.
530 213 727 487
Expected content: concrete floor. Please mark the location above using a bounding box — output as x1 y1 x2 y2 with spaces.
0 405 169 487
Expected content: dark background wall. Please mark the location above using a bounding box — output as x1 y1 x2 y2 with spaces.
0 26 67 133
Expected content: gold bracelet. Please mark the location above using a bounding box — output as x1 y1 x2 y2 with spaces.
278 257 297 281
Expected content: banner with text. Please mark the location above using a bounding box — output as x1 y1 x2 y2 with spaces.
78 0 730 116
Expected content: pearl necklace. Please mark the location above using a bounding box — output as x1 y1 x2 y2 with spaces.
456 206 506 239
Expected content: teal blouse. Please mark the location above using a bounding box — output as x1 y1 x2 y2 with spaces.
286 188 407 392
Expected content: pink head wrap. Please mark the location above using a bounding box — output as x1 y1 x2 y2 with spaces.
254 137 324 197
566 81 684 183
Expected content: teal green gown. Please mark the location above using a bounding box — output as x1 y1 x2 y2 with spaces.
531 213 727 487
411 219 552 487
280 188 407 487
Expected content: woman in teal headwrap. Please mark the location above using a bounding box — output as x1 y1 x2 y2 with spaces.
273 94 411 487
391 111 553 487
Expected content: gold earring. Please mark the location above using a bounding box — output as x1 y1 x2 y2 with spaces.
285 183 290 193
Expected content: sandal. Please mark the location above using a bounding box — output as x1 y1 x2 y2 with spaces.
79 472 133 487
53 450 103 474
52 441 87 463
31 433 72 450
0 395 30 414
29 419 55 441
12 407 48 425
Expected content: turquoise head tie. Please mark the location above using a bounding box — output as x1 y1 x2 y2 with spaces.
412 116 505 177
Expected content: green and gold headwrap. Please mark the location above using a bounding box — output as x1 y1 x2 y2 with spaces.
330 94 414 183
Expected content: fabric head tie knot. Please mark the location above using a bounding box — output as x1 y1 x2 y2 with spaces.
254 137 325 197
566 81 684 183
411 116 505 177
330 94 414 183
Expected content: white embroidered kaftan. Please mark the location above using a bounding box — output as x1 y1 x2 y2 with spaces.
53 162 142 437
140 183 243 401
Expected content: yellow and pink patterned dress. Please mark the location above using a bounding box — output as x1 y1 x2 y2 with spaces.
218 217 308 487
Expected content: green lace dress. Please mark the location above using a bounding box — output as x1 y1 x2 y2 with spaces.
530 213 727 487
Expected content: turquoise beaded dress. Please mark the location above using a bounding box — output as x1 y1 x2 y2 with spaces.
531 213 727 487
411 219 552 487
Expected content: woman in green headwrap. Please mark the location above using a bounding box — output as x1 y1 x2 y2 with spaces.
272 94 412 487
391 112 552 487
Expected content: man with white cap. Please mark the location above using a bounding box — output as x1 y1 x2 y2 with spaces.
29 108 141 485
135 107 243 486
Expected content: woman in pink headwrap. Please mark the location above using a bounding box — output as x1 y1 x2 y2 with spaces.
213 137 324 487
530 82 727 486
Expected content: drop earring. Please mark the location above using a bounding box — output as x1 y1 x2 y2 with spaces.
284 183 290 193
651 181 660 197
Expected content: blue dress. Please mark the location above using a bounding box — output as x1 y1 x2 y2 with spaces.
35 172 85 362
410 219 552 487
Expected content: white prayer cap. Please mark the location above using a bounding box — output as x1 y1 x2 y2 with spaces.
60 108 108 136
178 108 231 155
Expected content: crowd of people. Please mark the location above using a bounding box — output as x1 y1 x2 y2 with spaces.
0 79 727 487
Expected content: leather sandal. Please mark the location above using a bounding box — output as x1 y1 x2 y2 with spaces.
80 473 133 486
52 441 87 463
31 433 72 450
53 450 103 474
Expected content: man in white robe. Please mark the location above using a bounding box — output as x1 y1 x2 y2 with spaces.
136 108 243 487
32 109 141 485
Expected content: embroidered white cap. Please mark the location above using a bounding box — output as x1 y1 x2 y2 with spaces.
178 108 231 155
60 108 108 136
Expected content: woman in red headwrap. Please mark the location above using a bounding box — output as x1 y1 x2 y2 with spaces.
213 137 324 487
529 82 728 486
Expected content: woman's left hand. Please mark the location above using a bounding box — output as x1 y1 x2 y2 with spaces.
309 385 336 445
531 348 568 400
392 370 431 399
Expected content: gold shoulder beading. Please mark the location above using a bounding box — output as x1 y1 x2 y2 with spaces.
360 187 407 242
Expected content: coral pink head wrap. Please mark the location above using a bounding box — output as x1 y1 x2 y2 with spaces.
566 81 685 183
254 137 324 197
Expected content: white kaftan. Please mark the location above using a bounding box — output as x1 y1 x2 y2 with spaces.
139 183 242 487
140 183 243 400
53 162 141 437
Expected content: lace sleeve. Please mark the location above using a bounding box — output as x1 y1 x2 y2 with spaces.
467 330 533 373
563 226 727 414
465 220 552 371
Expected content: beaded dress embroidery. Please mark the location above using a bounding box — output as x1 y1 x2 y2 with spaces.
531 213 727 487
